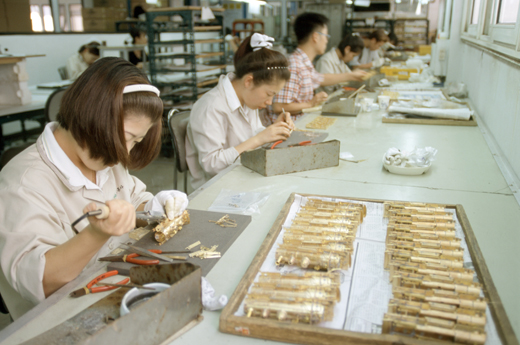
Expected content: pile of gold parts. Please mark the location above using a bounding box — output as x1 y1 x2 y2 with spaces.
381 201 487 344
152 210 190 245
305 116 337 130
209 214 237 228
188 243 221 259
275 199 366 270
244 271 341 324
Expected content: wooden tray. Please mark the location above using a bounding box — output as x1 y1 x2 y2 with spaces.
382 115 478 126
219 193 518 345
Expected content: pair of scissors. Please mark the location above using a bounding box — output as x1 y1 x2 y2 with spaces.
69 270 129 298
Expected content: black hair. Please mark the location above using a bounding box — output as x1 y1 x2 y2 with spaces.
388 32 399 45
338 34 364 55
368 29 388 42
78 41 100 56
133 5 146 19
293 12 329 44
234 35 290 85
130 27 146 44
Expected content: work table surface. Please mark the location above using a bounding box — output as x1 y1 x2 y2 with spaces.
1 101 518 345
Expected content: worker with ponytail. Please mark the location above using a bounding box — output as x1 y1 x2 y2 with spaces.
186 33 294 189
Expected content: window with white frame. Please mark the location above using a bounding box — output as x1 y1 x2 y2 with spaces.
462 0 520 59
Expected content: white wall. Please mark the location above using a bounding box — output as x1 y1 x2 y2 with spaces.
447 2 520 189
0 33 130 85
446 1 520 337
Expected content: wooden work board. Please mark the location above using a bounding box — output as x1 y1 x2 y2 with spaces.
383 115 478 126
219 193 518 345
108 209 252 276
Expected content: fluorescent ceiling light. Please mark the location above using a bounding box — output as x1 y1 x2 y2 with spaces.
354 0 370 7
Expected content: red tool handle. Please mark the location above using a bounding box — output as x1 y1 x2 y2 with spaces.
299 140 312 146
87 270 130 293
270 140 283 149
125 253 160 265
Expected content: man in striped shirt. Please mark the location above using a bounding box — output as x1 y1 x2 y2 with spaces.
266 13 367 124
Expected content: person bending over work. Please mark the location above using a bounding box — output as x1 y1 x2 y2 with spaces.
66 41 101 80
129 27 148 69
0 57 188 319
267 12 367 124
349 29 388 70
186 33 294 189
316 33 365 94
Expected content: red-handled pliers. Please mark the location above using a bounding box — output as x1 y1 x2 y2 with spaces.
69 270 130 297
98 249 165 265
289 140 312 147
270 140 283 149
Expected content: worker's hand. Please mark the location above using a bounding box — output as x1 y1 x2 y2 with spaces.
145 190 188 220
274 111 294 131
84 199 136 237
256 121 291 146
372 57 385 68
311 92 328 107
349 70 369 81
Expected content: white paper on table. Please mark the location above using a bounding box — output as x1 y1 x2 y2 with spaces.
232 194 502 345
388 105 472 120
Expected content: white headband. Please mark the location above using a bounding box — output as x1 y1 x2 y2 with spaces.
123 84 160 97
250 33 275 51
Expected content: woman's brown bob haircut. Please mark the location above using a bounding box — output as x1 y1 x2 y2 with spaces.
234 35 290 85
57 57 163 170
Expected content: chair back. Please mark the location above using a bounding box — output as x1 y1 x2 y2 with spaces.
167 109 190 173
44 87 68 122
57 66 68 80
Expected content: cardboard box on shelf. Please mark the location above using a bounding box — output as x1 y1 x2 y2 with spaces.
82 18 115 32
2 0 32 33
82 7 127 20
419 45 431 55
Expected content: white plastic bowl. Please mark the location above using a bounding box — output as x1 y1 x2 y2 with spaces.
382 156 431 175
120 282 170 316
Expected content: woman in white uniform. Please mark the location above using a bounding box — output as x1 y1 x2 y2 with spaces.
0 57 188 319
66 41 101 80
316 33 365 93
349 29 388 70
186 34 294 189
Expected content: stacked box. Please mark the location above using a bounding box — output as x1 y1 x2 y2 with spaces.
0 0 32 33
0 59 32 105
82 7 128 32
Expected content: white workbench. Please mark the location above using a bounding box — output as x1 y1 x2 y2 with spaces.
1 103 518 344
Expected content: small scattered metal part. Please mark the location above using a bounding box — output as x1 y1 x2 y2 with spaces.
209 214 238 228
186 241 201 250
189 244 220 259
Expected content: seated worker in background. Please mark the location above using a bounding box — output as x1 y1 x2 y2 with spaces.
267 13 367 124
349 29 388 70
66 41 100 80
129 27 148 69
0 57 188 319
316 33 365 94
186 33 294 189
224 27 241 54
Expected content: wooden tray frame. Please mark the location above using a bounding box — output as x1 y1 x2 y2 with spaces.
219 193 518 345
381 89 478 126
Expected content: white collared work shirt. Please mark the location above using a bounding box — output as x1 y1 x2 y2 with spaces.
185 73 265 189
315 48 353 94
0 123 152 319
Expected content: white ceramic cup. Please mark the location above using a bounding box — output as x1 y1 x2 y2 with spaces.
361 98 374 112
120 282 171 316
378 95 391 110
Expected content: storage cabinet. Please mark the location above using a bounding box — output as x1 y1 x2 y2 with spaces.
145 6 226 105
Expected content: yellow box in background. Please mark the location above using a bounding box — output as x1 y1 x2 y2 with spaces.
419 45 431 55
380 66 422 80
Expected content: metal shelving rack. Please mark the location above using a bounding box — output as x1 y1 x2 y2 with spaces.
145 6 226 104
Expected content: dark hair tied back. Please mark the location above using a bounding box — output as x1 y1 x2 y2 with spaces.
233 35 290 85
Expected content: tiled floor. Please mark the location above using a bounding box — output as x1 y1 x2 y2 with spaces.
129 155 193 196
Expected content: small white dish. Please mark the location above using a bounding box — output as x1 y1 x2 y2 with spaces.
120 282 170 316
382 156 431 175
